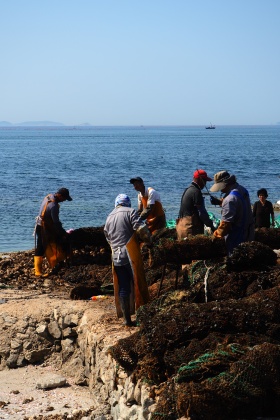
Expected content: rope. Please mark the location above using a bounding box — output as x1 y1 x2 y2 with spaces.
203 260 212 303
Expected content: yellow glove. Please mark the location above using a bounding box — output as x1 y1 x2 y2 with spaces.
213 220 232 238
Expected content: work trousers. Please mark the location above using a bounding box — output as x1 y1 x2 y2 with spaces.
114 264 133 298
35 225 44 256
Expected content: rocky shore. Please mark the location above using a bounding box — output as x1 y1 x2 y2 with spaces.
0 227 172 420
0 226 280 419
0 287 146 420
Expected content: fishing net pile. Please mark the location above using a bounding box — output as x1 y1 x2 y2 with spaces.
109 240 280 419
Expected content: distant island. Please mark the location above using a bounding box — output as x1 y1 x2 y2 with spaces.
0 121 92 127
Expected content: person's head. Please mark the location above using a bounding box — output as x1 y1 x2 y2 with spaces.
257 188 268 199
210 171 236 193
115 194 131 208
129 177 145 193
55 188 72 202
193 169 212 189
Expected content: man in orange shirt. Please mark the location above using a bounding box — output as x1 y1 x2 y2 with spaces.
130 177 166 234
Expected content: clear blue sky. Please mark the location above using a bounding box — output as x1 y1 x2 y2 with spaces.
1 1 280 126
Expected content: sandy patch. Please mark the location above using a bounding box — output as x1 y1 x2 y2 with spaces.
0 364 94 419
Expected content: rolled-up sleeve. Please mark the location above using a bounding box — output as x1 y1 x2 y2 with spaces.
130 209 146 231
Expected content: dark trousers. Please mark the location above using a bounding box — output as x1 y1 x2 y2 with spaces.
35 225 44 256
114 264 133 298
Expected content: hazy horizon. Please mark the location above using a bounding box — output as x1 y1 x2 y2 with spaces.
1 121 280 127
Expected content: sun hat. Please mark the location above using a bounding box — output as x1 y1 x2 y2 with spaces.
115 194 131 208
129 177 143 184
193 169 212 181
56 188 72 201
210 171 236 192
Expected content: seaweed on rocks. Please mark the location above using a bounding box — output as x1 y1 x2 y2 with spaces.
1 226 280 418
226 241 277 272
110 240 280 419
255 227 280 249
0 227 112 298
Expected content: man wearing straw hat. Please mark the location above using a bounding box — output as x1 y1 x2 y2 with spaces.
210 170 254 255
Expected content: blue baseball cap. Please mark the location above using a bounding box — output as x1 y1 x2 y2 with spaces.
115 194 131 208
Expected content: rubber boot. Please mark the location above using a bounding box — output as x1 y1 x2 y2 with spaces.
34 256 43 276
119 296 134 327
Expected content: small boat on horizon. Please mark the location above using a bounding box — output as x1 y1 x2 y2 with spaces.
205 124 215 129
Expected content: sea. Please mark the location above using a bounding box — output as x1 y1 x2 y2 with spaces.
0 125 279 252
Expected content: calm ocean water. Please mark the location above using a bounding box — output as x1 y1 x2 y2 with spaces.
0 125 279 252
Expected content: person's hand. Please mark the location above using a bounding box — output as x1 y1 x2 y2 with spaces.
213 229 222 238
214 221 232 238
210 195 222 206
136 224 152 244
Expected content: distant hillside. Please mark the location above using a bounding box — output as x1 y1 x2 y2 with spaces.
19 121 65 126
0 121 13 126
0 121 93 127
0 121 64 127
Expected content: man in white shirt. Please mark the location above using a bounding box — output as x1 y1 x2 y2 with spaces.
130 177 166 234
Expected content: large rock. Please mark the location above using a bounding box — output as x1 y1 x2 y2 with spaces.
36 374 68 389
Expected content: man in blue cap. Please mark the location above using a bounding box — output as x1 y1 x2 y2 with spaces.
104 194 151 327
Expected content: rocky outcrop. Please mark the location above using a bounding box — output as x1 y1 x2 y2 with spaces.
0 297 85 370
74 310 156 419
0 293 156 419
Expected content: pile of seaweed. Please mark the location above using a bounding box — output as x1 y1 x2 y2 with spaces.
109 240 280 420
0 227 112 298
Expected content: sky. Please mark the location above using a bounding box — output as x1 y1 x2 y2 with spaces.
1 1 280 126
